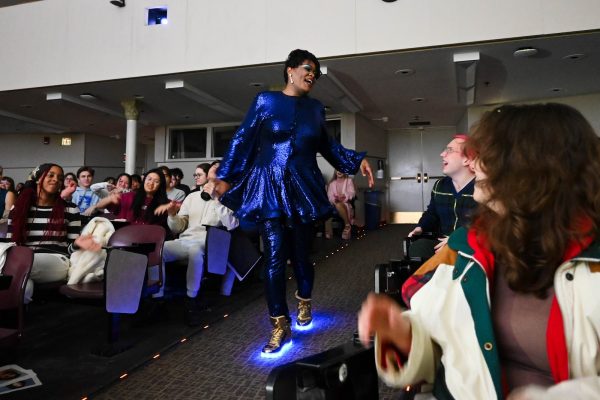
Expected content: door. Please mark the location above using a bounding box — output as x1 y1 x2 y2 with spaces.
388 127 455 223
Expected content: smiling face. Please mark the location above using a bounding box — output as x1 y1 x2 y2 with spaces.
116 175 130 189
286 60 318 95
41 165 64 197
440 138 469 177
144 172 161 196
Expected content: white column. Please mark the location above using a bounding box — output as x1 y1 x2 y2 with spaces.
121 99 139 175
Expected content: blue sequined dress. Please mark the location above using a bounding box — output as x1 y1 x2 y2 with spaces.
218 91 366 223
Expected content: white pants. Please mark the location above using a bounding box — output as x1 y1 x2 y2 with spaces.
24 253 70 303
162 239 205 298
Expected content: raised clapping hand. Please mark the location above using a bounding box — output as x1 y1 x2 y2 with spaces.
74 234 102 252
357 293 412 354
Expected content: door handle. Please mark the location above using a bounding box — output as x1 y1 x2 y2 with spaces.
416 173 421 183
423 173 429 183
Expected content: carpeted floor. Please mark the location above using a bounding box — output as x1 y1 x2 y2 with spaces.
3 224 412 400
93 224 411 400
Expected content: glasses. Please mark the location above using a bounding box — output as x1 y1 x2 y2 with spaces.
299 64 320 79
442 147 461 155
192 174 204 178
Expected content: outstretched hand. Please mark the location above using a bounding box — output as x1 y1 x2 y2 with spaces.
360 159 374 188
357 293 412 354
155 201 180 216
61 181 77 200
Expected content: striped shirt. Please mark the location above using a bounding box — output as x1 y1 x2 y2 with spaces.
7 202 81 253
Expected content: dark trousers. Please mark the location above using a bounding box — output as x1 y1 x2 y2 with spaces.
260 219 314 318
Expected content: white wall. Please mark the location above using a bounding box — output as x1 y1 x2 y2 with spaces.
0 132 85 182
2 0 599 91
467 92 600 134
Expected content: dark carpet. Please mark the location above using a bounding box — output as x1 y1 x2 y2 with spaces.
3 224 412 400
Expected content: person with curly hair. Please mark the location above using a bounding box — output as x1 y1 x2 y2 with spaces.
359 103 600 399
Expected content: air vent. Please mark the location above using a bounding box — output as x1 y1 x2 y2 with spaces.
408 121 431 127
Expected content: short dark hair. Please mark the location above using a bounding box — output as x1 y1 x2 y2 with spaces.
77 166 95 178
283 49 321 83
171 167 184 179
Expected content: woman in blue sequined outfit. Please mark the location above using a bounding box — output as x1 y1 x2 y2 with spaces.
217 49 374 353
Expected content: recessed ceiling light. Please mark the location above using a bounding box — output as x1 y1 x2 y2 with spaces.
513 47 538 58
562 53 585 60
411 97 426 102
550 87 563 92
249 82 264 87
395 68 415 76
79 93 97 100
134 94 145 99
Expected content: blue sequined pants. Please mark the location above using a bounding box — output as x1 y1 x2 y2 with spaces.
261 219 314 318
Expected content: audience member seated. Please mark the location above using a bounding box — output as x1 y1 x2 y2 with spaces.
162 162 238 326
358 103 600 400
130 174 142 191
408 134 477 253
6 163 101 302
71 166 101 214
158 166 186 203
189 163 211 194
1 183 16 222
61 172 77 202
90 173 131 200
0 176 16 193
91 168 170 231
170 167 191 196
325 170 355 240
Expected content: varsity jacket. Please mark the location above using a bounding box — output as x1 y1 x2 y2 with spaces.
376 227 600 400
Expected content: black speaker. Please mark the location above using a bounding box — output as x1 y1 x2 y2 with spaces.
266 341 378 400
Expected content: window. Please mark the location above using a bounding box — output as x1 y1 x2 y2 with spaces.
325 119 341 142
168 127 207 159
212 125 239 158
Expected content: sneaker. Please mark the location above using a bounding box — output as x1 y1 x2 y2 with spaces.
262 316 292 353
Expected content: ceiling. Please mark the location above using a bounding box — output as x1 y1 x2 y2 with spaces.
1 30 599 144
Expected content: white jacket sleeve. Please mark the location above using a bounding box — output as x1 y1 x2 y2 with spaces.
374 310 440 388
168 196 191 234
213 201 239 231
